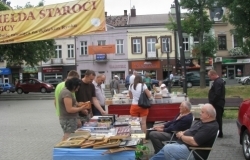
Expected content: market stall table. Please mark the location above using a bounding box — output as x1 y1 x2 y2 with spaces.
53 148 135 160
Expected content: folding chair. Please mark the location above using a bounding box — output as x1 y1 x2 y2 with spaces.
164 116 195 145
186 130 219 160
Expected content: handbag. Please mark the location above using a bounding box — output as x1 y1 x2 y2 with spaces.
138 83 151 109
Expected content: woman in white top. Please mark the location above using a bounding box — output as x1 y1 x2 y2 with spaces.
129 75 151 143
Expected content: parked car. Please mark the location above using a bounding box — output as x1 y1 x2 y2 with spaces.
141 75 159 87
15 78 54 94
179 71 226 88
45 79 63 87
238 76 250 85
0 83 15 93
236 99 250 160
162 75 181 87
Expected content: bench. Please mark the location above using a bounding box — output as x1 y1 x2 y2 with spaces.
189 97 243 109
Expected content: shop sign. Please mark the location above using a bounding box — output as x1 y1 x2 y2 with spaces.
222 58 237 64
177 58 212 68
23 67 38 73
236 59 250 63
88 45 115 54
96 54 107 60
42 67 62 73
131 61 160 69
109 64 126 69
0 68 11 75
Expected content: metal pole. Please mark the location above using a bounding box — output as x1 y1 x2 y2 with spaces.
174 0 187 95
167 51 171 93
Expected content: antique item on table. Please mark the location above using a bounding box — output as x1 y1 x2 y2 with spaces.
88 135 105 141
55 140 85 148
109 135 130 140
67 136 86 141
131 130 146 139
116 126 131 136
81 140 96 148
102 147 136 154
113 121 130 127
93 139 121 149
68 131 91 139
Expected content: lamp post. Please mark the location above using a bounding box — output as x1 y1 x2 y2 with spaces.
155 38 171 93
174 0 187 95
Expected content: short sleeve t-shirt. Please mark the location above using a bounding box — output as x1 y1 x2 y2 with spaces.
129 83 148 104
75 81 96 117
58 87 78 118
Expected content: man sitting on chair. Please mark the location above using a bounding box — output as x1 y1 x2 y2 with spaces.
149 101 193 154
150 103 219 160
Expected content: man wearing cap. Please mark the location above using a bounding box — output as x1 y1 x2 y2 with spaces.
110 75 120 97
160 84 169 97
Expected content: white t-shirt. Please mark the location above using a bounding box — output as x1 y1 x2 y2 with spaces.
129 83 148 104
129 75 135 84
170 73 173 80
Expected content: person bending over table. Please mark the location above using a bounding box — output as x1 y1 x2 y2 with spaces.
58 78 89 141
150 103 219 160
149 101 193 154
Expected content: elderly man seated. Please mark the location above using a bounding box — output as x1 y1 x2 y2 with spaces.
149 101 193 154
150 103 219 160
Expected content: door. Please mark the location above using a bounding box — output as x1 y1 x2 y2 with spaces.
228 69 235 79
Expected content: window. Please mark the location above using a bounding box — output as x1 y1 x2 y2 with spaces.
131 37 142 54
218 35 227 50
98 40 106 46
80 41 88 55
67 44 74 58
55 45 62 58
161 37 171 53
146 37 157 57
116 39 124 54
183 37 189 51
233 35 242 48
193 36 199 46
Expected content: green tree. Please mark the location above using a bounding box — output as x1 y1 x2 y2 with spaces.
219 0 250 54
169 0 217 88
0 1 55 67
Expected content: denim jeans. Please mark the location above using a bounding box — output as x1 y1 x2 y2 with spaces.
150 143 195 160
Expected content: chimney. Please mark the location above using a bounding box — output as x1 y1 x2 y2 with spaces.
170 4 176 14
105 12 107 17
131 6 136 17
124 10 127 16
7 1 11 6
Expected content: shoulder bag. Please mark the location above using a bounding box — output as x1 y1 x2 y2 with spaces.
138 83 151 109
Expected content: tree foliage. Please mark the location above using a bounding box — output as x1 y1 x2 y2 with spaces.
219 0 250 54
169 0 217 88
0 1 55 67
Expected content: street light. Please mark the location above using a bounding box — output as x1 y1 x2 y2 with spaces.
155 37 171 93
174 0 187 95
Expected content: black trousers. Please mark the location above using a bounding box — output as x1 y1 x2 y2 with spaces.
215 106 224 137
92 106 105 116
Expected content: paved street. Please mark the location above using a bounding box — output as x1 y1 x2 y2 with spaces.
0 100 246 160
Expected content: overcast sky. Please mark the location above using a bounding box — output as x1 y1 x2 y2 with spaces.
8 0 173 15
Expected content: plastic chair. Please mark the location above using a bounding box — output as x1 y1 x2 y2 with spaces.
186 130 220 160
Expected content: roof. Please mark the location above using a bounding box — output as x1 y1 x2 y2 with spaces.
128 14 169 26
106 15 128 27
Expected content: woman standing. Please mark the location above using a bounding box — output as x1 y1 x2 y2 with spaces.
58 77 87 140
129 75 151 143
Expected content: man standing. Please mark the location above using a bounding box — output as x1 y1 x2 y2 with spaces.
150 104 219 160
144 72 152 90
125 73 131 90
76 70 107 125
129 70 137 84
110 75 120 97
208 69 225 138
92 74 106 115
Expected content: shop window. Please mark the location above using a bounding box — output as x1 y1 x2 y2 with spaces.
235 65 243 77
44 74 62 81
81 70 87 78
111 71 125 83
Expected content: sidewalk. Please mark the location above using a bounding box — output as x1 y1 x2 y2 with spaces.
145 119 245 159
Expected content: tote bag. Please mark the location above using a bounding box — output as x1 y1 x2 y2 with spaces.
138 83 151 109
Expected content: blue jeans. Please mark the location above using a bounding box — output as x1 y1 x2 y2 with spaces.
150 143 195 160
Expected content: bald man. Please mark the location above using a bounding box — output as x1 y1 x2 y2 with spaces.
150 104 219 160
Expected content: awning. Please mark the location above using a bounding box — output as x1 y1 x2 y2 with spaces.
0 68 11 75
